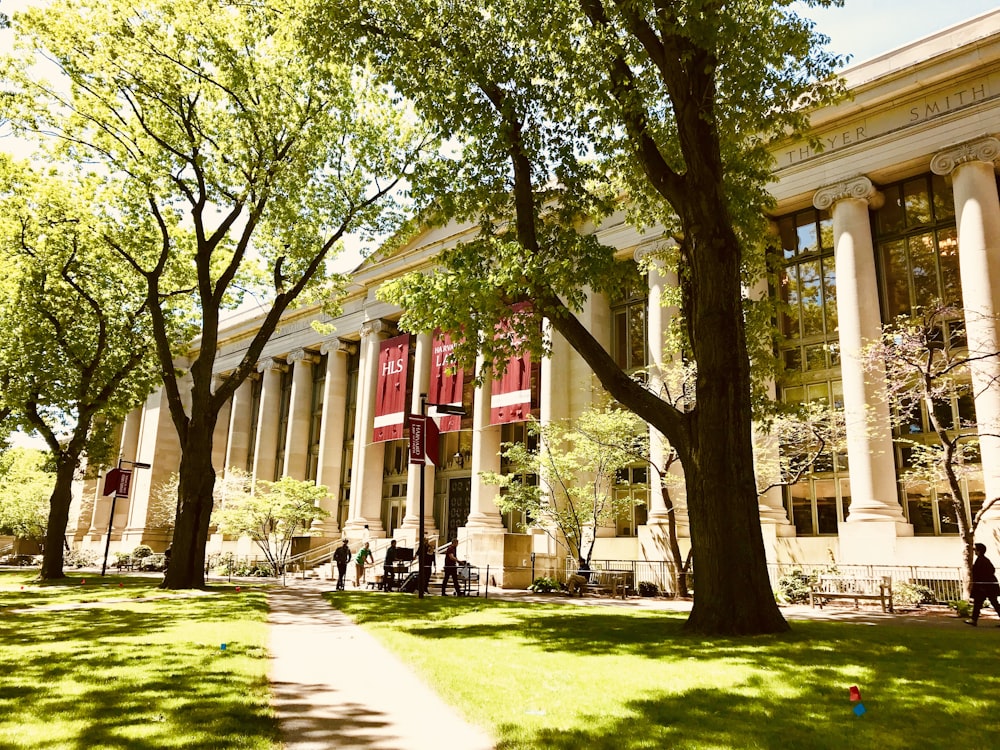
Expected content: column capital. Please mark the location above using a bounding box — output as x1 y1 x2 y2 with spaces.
256 357 287 374
360 319 395 339
930 136 1000 176
813 176 883 211
320 338 358 356
287 348 319 366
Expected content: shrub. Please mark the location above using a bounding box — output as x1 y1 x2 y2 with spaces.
64 548 99 568
529 576 563 593
131 545 154 559
637 580 659 597
775 569 816 604
948 599 972 618
893 582 937 608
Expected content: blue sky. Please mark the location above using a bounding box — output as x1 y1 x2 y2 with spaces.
793 0 999 65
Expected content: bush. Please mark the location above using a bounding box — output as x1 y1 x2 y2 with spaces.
948 599 972 618
775 569 816 604
131 545 154 559
893 582 937 608
529 576 563 593
637 581 659 597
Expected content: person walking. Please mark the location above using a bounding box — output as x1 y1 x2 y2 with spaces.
354 541 373 588
417 536 436 594
441 539 463 596
332 539 351 591
382 539 398 590
965 542 1000 626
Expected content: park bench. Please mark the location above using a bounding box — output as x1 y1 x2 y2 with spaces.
586 569 633 599
809 575 894 613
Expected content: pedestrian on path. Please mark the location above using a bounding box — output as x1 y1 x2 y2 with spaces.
965 542 1000 627
418 536 435 594
355 541 373 588
332 539 351 591
441 539 463 596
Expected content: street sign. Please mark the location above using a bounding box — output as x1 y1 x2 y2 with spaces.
408 414 439 466
102 468 133 498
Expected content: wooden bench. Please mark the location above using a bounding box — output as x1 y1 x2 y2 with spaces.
585 570 633 599
809 575 894 613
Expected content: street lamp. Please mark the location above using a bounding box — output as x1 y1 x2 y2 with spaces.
411 394 465 599
100 459 152 576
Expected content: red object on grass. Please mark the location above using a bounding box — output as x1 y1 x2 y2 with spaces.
849 686 861 702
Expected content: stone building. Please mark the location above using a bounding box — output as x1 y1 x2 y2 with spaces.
69 9 1000 584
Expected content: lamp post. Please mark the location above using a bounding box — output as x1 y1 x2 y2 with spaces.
411 394 465 599
100 459 152 576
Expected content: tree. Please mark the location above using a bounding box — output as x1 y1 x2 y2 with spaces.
0 157 161 579
212 476 329 577
484 407 647 566
864 303 1000 598
0 447 54 544
313 0 844 633
2 0 432 587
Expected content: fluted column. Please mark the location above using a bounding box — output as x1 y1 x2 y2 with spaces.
211 375 230 474
283 348 318 480
344 320 390 537
313 339 354 536
932 137 1000 522
224 376 255 474
402 333 438 533
814 177 909 534
251 358 286 487
467 354 504 528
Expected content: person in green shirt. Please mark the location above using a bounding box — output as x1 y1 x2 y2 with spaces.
354 541 373 587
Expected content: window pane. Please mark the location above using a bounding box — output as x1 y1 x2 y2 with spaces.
787 483 814 535
799 259 823 336
806 382 830 405
804 344 827 371
782 265 801 338
906 491 936 535
613 310 628 368
815 479 838 534
908 233 938 307
783 348 802 373
797 211 820 255
822 258 837 334
938 493 959 534
880 239 910 318
778 216 797 259
937 227 962 307
903 178 932 227
878 184 904 235
818 211 834 251
931 173 955 221
629 304 646 369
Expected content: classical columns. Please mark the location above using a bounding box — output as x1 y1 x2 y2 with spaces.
402 332 437 534
932 137 1000 522
283 348 318 480
814 177 910 538
224 376 256 474
467 354 504 529
313 338 355 537
211 375 231 475
251 357 286 486
344 320 390 537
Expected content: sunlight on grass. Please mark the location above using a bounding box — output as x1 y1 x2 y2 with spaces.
326 592 999 750
0 571 276 749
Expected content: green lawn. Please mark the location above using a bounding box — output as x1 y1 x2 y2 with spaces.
0 571 276 749
325 592 999 750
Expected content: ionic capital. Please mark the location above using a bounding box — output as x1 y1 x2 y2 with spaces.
256 357 288 374
321 338 358 357
813 176 883 211
360 319 394 339
287 348 319 366
930 136 1000 176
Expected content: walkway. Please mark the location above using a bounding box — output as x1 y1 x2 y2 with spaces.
267 581 495 750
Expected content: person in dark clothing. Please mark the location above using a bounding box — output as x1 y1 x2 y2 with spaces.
332 539 351 591
382 539 398 590
966 542 1000 626
567 558 591 596
417 536 435 594
441 539 463 596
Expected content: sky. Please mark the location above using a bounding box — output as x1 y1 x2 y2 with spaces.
4 0 1000 449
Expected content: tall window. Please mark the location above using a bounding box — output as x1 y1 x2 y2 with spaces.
273 365 292 481
611 281 647 373
614 465 649 537
305 353 327 482
500 422 538 533
244 375 262 474
876 173 959 318
775 208 847 535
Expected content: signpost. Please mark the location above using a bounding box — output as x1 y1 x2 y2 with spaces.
410 395 463 599
100 459 152 576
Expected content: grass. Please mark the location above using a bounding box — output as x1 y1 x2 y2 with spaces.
325 592 1000 750
0 570 277 749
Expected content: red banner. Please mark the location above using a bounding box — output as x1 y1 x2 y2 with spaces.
373 334 410 443
490 304 532 425
428 329 465 433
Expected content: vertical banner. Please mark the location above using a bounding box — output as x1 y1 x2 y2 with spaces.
490 303 533 425
373 334 410 443
428 329 465 433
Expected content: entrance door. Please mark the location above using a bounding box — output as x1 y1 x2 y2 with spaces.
446 477 472 542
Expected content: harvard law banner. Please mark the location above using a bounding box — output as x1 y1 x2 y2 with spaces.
490 304 532 425
428 329 465 433
373 334 410 443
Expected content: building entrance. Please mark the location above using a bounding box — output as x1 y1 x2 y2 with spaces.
446 477 471 542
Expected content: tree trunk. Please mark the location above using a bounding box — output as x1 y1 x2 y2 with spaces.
38 459 78 580
161 427 216 589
